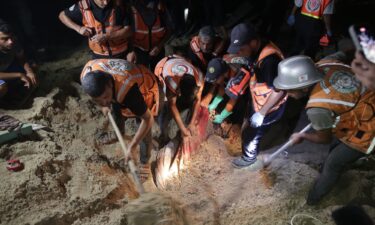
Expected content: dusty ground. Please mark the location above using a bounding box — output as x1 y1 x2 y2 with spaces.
1 47 375 225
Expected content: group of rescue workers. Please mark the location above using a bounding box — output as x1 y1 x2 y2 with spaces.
0 0 374 207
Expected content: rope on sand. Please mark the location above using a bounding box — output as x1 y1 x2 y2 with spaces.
290 213 324 225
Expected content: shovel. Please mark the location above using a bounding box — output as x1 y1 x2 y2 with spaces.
108 113 145 194
260 123 312 167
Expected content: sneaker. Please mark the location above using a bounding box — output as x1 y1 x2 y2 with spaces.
232 156 257 168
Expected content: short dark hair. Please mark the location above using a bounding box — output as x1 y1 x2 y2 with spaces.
199 26 216 40
0 20 14 35
179 74 197 98
81 70 112 97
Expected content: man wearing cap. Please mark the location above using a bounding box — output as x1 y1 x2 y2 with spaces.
80 58 162 164
202 58 248 124
274 55 375 205
227 23 287 168
188 26 226 73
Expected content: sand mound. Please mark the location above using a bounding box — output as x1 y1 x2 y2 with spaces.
124 192 191 225
1 47 374 225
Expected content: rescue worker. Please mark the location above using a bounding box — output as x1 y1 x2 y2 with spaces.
154 55 204 143
287 0 334 58
188 26 226 73
202 58 248 124
80 58 162 164
352 51 375 91
273 55 375 205
127 0 172 69
59 0 132 59
0 21 38 106
226 23 287 168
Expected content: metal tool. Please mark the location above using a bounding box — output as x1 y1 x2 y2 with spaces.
262 123 312 167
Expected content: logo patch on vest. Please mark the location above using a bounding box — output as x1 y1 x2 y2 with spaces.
329 71 360 94
107 59 132 72
306 0 321 12
172 64 189 76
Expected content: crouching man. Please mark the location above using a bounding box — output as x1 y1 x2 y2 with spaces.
273 55 375 205
0 20 37 107
80 58 162 164
154 54 204 144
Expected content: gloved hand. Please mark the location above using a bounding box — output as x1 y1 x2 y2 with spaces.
249 112 265 128
287 14 295 26
208 95 223 112
213 109 232 124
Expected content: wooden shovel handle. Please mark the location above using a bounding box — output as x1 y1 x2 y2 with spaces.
108 113 145 194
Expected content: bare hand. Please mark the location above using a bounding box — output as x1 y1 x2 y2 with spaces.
78 26 93 37
126 51 137 63
200 97 211 108
149 46 161 57
181 127 192 138
91 33 107 44
290 133 305 145
101 106 111 116
187 123 197 136
26 72 37 86
19 73 31 88
125 142 138 162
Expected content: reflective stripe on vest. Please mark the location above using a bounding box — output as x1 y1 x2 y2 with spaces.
307 98 356 107
131 5 166 52
301 0 332 20
250 43 287 113
79 0 128 56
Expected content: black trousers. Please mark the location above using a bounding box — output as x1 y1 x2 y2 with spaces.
289 13 323 59
308 141 366 201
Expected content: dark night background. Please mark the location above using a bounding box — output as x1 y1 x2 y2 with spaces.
0 0 374 59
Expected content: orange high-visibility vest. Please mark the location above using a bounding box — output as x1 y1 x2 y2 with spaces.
301 0 332 20
154 55 203 95
131 3 167 52
306 62 375 154
79 0 128 56
249 43 287 113
190 36 224 67
81 59 161 117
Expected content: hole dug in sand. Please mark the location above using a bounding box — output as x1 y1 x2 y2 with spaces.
124 192 191 225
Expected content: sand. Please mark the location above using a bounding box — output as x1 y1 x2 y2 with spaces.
1 47 374 225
